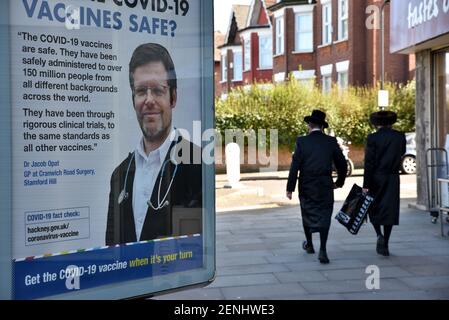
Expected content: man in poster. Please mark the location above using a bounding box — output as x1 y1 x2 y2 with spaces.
106 43 202 246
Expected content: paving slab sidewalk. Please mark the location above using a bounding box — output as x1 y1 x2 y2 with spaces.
157 197 449 300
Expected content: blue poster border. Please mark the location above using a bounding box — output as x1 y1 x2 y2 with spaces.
0 0 13 300
13 235 203 300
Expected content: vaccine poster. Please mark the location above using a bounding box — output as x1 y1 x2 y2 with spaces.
7 0 209 299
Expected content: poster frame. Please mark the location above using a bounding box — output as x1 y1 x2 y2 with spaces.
0 0 215 300
0 0 13 301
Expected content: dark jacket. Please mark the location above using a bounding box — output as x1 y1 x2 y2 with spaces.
363 128 406 226
287 131 347 231
106 137 202 245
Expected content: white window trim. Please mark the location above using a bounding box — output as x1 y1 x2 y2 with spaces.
322 75 332 94
338 0 349 41
317 43 333 49
292 50 314 54
333 39 348 45
258 31 273 70
243 36 251 72
292 70 316 80
221 54 227 83
274 9 284 19
239 28 272 40
320 64 333 76
337 71 349 89
321 63 333 94
295 12 314 53
292 5 316 13
336 60 350 73
337 70 349 90
232 48 243 82
275 16 285 55
274 72 286 83
257 29 272 37
322 2 333 46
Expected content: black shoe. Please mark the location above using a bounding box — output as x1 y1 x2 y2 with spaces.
376 235 385 255
383 247 390 257
318 250 330 264
302 241 315 254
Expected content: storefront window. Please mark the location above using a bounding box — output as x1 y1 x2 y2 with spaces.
435 50 449 151
434 50 449 208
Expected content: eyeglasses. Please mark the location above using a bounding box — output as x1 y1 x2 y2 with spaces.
133 85 169 99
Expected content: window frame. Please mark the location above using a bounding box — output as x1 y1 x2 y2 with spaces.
337 71 349 90
295 12 314 52
243 37 251 72
322 74 332 94
338 0 349 41
259 34 273 69
221 54 227 82
233 50 243 81
275 16 285 55
322 3 332 45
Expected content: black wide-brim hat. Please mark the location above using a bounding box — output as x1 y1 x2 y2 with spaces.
304 110 329 129
370 111 398 126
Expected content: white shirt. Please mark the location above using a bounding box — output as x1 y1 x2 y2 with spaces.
132 129 175 241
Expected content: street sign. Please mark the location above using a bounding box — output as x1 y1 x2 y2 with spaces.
378 90 389 108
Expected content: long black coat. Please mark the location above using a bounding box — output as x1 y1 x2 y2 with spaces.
363 128 406 226
287 131 347 231
106 138 202 245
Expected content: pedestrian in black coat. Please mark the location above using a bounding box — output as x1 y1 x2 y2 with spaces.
287 110 347 264
363 111 406 256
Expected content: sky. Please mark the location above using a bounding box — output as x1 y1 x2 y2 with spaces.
214 0 252 33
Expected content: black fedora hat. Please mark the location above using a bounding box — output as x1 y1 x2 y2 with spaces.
304 110 329 129
370 111 397 126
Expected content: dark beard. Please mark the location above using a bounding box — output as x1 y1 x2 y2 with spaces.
140 120 171 144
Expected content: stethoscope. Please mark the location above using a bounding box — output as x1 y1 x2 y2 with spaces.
118 131 180 211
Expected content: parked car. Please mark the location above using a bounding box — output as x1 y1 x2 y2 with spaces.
336 137 355 177
401 132 416 175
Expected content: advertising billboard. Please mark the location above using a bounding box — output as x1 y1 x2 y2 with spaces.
0 0 215 300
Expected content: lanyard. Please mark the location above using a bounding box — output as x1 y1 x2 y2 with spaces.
118 131 180 211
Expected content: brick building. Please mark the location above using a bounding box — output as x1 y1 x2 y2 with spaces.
217 1 277 97
266 0 415 90
218 5 250 97
240 0 276 87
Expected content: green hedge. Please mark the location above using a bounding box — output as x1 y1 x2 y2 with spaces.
216 80 416 148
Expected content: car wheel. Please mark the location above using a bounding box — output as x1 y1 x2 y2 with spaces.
347 159 354 177
401 155 416 174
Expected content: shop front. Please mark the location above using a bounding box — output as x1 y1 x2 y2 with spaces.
390 0 449 210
